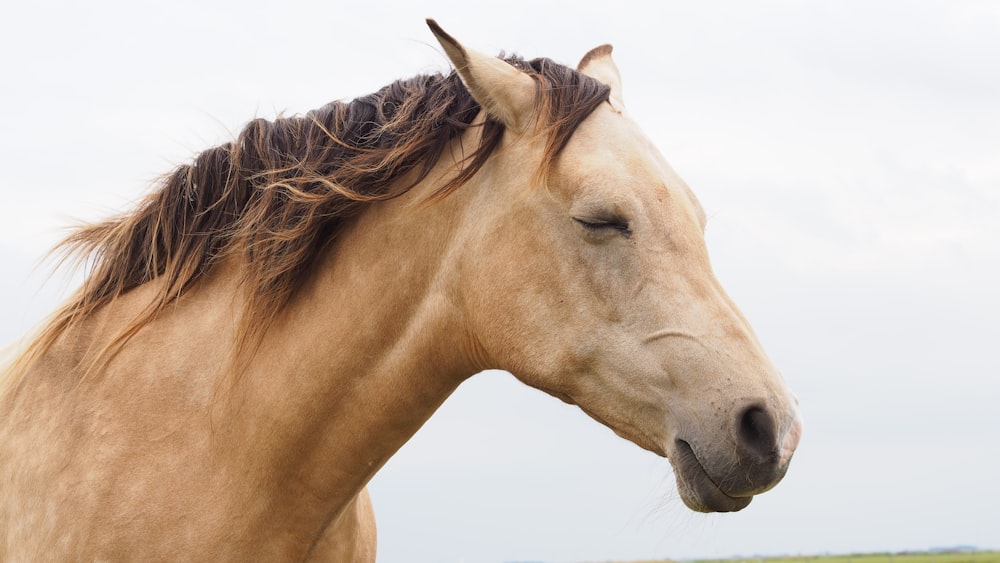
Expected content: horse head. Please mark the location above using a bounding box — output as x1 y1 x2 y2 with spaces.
429 20 802 512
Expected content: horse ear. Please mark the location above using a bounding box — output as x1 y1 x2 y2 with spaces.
578 45 625 110
426 19 537 131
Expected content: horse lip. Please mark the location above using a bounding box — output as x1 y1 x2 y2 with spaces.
672 439 753 513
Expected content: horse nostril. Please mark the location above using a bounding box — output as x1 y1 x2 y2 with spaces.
737 405 778 462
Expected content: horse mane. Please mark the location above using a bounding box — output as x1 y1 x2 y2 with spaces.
19 53 610 376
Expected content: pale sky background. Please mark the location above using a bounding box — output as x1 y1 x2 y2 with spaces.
2 1 998 562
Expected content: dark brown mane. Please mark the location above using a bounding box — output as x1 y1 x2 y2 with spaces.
29 53 610 372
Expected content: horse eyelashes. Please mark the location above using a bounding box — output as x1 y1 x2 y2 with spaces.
574 217 632 238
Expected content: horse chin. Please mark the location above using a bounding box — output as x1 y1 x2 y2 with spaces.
671 440 753 513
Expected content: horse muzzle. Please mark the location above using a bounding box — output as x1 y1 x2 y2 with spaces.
669 405 803 513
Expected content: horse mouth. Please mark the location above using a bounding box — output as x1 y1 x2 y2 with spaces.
672 440 753 513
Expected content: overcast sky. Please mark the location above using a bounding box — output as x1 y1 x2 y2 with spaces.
2 1 998 562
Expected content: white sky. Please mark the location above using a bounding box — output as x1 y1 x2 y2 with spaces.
2 1 999 562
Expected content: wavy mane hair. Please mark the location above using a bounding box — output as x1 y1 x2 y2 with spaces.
19 54 610 375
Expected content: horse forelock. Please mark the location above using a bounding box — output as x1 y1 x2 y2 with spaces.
19 53 610 376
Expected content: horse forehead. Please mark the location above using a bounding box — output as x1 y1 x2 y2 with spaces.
558 106 670 191
554 107 708 229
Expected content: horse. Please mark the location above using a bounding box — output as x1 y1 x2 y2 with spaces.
0 20 802 561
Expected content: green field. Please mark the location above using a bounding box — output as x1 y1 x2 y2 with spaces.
614 551 1000 563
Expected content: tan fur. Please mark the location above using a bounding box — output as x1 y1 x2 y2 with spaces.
309 490 376 562
0 21 801 559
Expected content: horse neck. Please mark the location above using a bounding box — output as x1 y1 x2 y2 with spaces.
220 173 480 519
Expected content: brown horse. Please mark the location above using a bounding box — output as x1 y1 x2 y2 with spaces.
0 20 802 561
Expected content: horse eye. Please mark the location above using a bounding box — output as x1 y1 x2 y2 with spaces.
574 217 632 238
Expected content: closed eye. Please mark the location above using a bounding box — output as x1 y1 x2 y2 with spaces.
573 217 632 238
